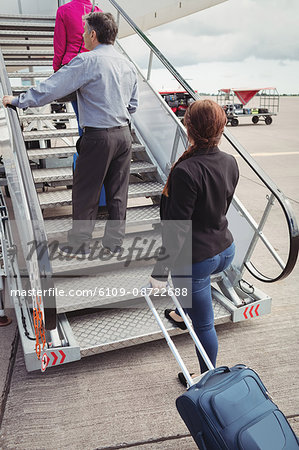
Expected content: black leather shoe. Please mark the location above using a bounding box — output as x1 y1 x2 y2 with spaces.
164 309 187 330
178 372 195 388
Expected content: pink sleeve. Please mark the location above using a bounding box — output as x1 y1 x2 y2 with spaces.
53 8 67 72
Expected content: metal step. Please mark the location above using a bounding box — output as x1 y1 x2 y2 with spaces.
3 49 54 57
32 161 157 183
20 113 76 122
27 143 145 160
12 86 31 94
32 167 73 183
0 30 54 38
8 71 53 78
68 296 230 357
51 229 162 275
0 14 55 22
5 60 52 66
27 146 76 160
55 265 156 313
23 129 78 141
0 39 53 46
45 205 160 238
0 21 54 31
38 181 163 208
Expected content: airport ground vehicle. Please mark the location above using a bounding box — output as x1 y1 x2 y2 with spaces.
159 91 195 119
0 1 298 372
217 87 279 126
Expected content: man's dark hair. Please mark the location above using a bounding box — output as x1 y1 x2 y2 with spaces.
85 12 118 44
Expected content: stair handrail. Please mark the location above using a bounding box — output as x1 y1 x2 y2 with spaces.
108 0 298 282
0 48 56 329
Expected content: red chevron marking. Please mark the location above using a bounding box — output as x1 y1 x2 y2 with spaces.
255 304 260 316
51 351 58 366
59 350 66 364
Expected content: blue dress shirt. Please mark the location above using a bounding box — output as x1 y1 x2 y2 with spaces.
12 44 138 128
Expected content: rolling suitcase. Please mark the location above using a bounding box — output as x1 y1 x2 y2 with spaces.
143 286 299 450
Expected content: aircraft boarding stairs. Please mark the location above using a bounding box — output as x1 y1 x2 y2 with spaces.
0 8 298 372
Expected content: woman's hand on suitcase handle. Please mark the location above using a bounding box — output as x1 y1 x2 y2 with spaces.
149 276 168 291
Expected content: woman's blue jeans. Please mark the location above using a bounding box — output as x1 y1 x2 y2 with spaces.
71 99 83 137
173 242 235 373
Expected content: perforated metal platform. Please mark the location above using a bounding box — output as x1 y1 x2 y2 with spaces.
38 182 163 208
68 297 231 357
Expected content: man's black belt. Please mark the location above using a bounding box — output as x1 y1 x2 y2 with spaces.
84 124 129 133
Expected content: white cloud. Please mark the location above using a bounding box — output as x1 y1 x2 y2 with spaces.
121 0 299 93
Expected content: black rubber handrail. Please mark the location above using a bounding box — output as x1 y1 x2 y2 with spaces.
0 49 56 329
109 0 299 282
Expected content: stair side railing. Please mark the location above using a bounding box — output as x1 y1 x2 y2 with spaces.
108 0 298 282
0 48 56 330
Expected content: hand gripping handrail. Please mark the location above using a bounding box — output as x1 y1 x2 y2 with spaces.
0 49 56 329
108 0 299 282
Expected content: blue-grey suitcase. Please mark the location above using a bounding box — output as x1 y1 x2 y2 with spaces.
176 364 299 449
143 286 299 450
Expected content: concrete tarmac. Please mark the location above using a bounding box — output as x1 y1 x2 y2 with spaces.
0 96 298 449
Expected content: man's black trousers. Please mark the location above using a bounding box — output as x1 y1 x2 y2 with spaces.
68 125 132 249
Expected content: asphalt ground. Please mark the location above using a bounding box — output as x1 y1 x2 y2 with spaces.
0 96 298 449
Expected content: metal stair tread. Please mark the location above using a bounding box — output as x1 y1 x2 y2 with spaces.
32 161 156 183
2 49 54 55
0 21 55 29
27 146 76 159
68 297 230 355
45 204 160 236
0 39 54 46
8 71 53 78
20 113 76 122
51 229 162 274
5 60 52 66
0 30 54 37
23 128 78 141
38 181 163 208
55 266 154 313
27 144 144 160
23 130 149 142
0 13 55 19
32 167 72 183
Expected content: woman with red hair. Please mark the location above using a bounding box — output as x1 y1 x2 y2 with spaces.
151 99 239 385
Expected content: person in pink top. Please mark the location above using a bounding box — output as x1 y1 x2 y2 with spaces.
53 0 102 72
53 0 102 136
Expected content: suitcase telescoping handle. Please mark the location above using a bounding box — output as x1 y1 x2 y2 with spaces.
142 283 214 387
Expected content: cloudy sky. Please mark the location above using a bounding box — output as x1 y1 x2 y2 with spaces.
121 0 299 94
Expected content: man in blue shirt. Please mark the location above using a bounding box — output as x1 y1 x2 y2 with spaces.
3 12 138 258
